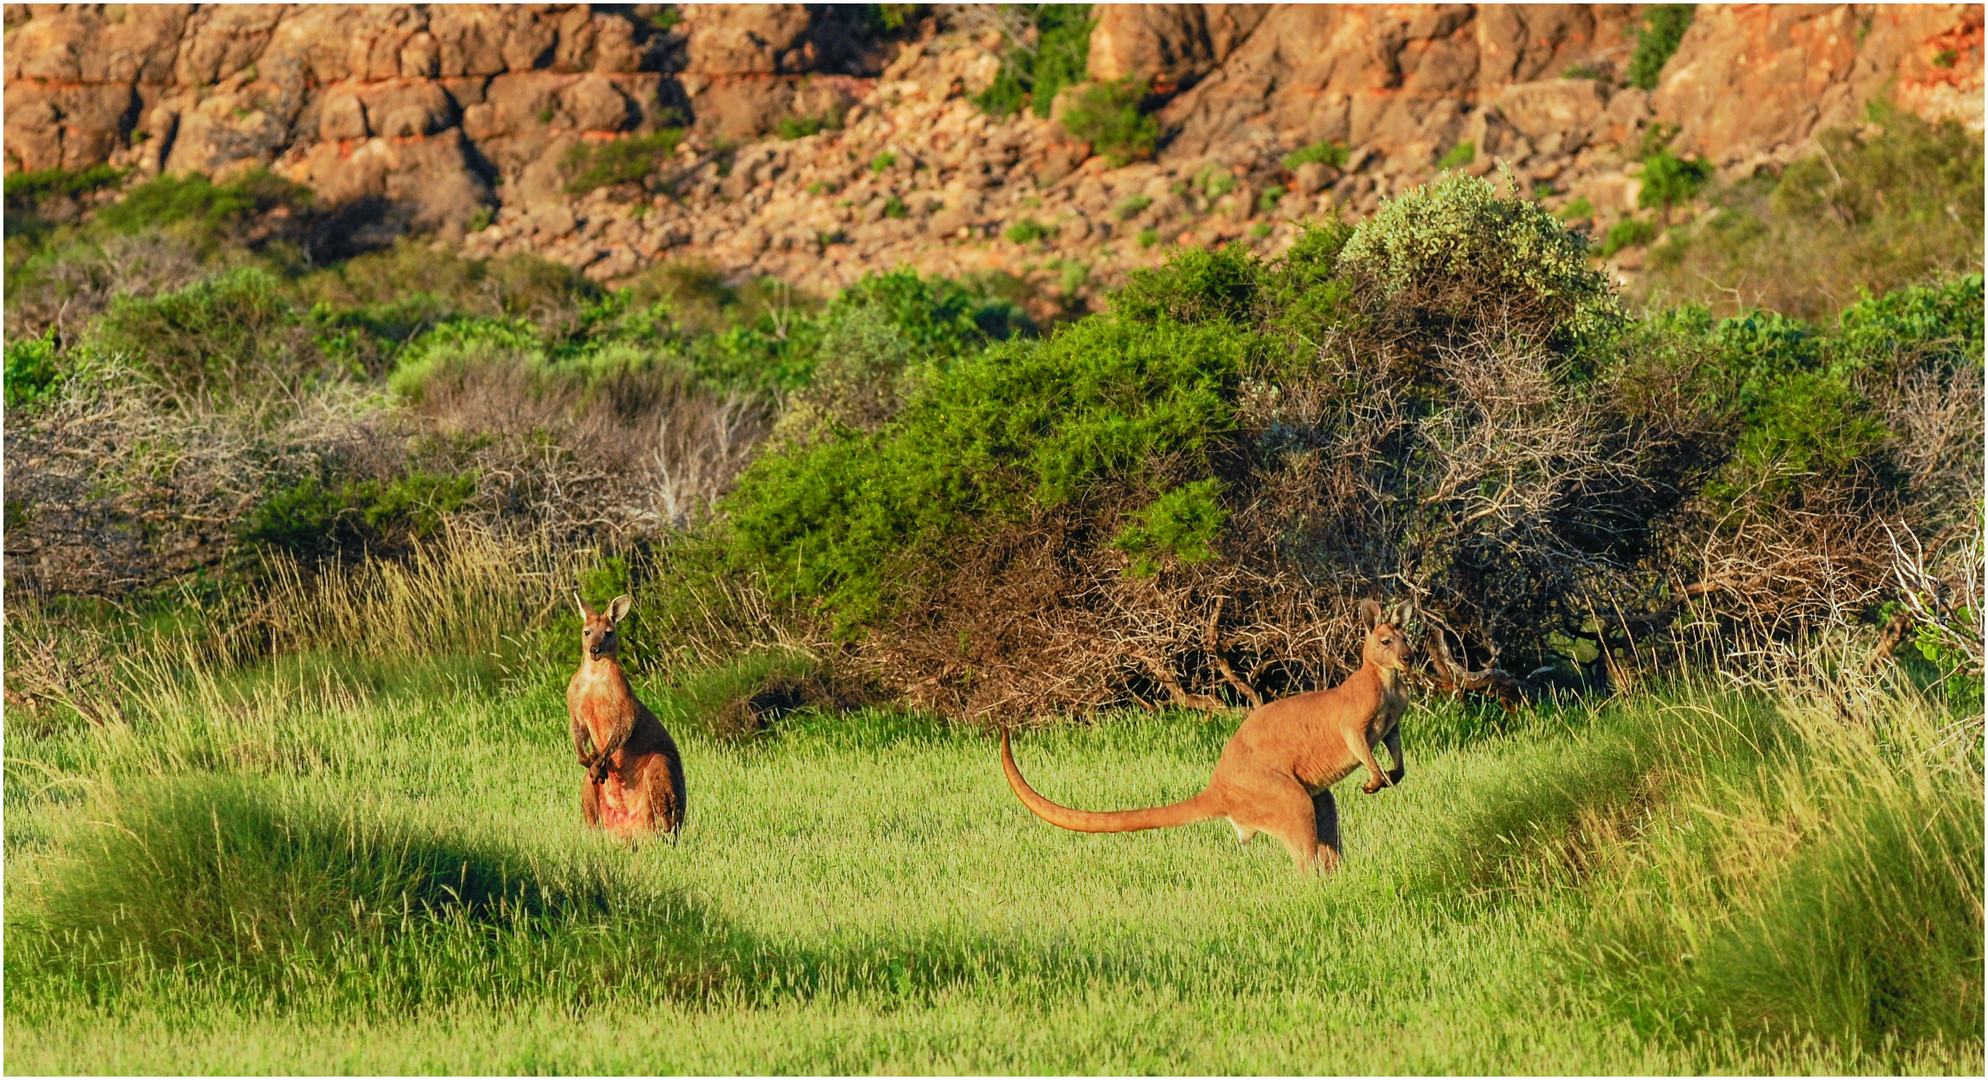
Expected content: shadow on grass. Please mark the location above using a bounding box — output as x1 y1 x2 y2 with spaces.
9 773 1227 1015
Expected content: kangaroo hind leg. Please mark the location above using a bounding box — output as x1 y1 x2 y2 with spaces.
1312 788 1341 873
1382 725 1405 787
1235 781 1325 875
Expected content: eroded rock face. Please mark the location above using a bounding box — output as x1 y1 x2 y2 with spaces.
3 4 1980 299
1655 4 1984 165
1151 4 1644 161
1087 4 1271 92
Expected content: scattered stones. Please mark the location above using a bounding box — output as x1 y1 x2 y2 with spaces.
6 3 1979 301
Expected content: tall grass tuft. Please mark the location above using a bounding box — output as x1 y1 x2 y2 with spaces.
1569 673 1983 1059
12 775 732 1009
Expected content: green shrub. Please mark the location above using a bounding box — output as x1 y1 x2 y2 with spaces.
1558 195 1596 221
1626 5 1696 91
1835 273 1985 374
1113 243 1263 327
310 294 454 377
1634 109 1983 319
1601 217 1662 256
89 265 302 395
869 151 898 173
562 129 686 195
1256 188 1284 214
3 163 125 206
882 195 909 219
1005 218 1051 243
1282 141 1348 170
1113 478 1229 576
1337 171 1619 347
1638 150 1713 216
1138 228 1160 248
4 331 65 410
242 468 477 559
386 316 545 399
826 268 1019 359
973 4 1095 118
93 169 310 236
1438 141 1477 170
777 114 836 140
1115 194 1153 220
723 313 1250 627
1058 78 1158 166
1198 166 1237 200
1028 5 1094 119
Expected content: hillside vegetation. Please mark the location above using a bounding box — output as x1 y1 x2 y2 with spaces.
4 121 1983 1071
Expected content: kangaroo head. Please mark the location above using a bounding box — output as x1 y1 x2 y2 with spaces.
574 592 633 662
1359 599 1411 671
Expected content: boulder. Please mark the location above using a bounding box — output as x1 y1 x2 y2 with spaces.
1493 78 1608 150
680 4 812 76
294 126 492 232
1086 4 1271 92
1655 4 1984 165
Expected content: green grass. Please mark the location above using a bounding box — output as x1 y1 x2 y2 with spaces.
5 631 1979 1072
1439 141 1477 170
1004 218 1051 244
561 130 687 196
1283 140 1348 171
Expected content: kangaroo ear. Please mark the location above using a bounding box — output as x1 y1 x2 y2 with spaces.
605 594 633 626
573 591 593 620
1387 600 1409 627
1360 599 1383 629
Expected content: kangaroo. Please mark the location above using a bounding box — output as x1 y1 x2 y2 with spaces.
1001 600 1410 874
567 593 686 837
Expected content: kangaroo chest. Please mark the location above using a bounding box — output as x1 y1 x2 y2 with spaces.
568 667 635 742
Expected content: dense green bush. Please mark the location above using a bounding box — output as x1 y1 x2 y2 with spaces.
89 265 307 395
4 331 65 410
1638 150 1713 217
94 169 312 236
723 312 1250 627
1626 4 1696 90
3 163 126 206
1337 170 1619 348
1058 78 1158 166
1601 217 1661 256
1004 218 1051 243
974 4 1095 118
1282 141 1348 170
242 468 477 559
561 129 687 195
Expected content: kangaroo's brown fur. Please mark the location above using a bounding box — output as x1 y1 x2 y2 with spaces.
568 593 686 837
1002 600 1410 874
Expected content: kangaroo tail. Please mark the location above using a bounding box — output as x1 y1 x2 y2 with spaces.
1000 728 1221 833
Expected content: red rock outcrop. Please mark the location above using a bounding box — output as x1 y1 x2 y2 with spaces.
1655 4 1984 166
3 4 1980 290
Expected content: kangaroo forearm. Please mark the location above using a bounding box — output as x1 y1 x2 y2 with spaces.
597 717 634 758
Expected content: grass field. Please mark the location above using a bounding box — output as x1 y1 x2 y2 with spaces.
5 633 1981 1074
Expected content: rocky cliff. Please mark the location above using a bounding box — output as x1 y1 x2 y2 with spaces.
5 3 1981 300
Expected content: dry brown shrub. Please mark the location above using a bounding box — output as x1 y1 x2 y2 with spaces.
3 347 775 604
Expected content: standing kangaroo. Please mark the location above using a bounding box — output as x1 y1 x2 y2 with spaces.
568 593 686 837
1001 600 1410 874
